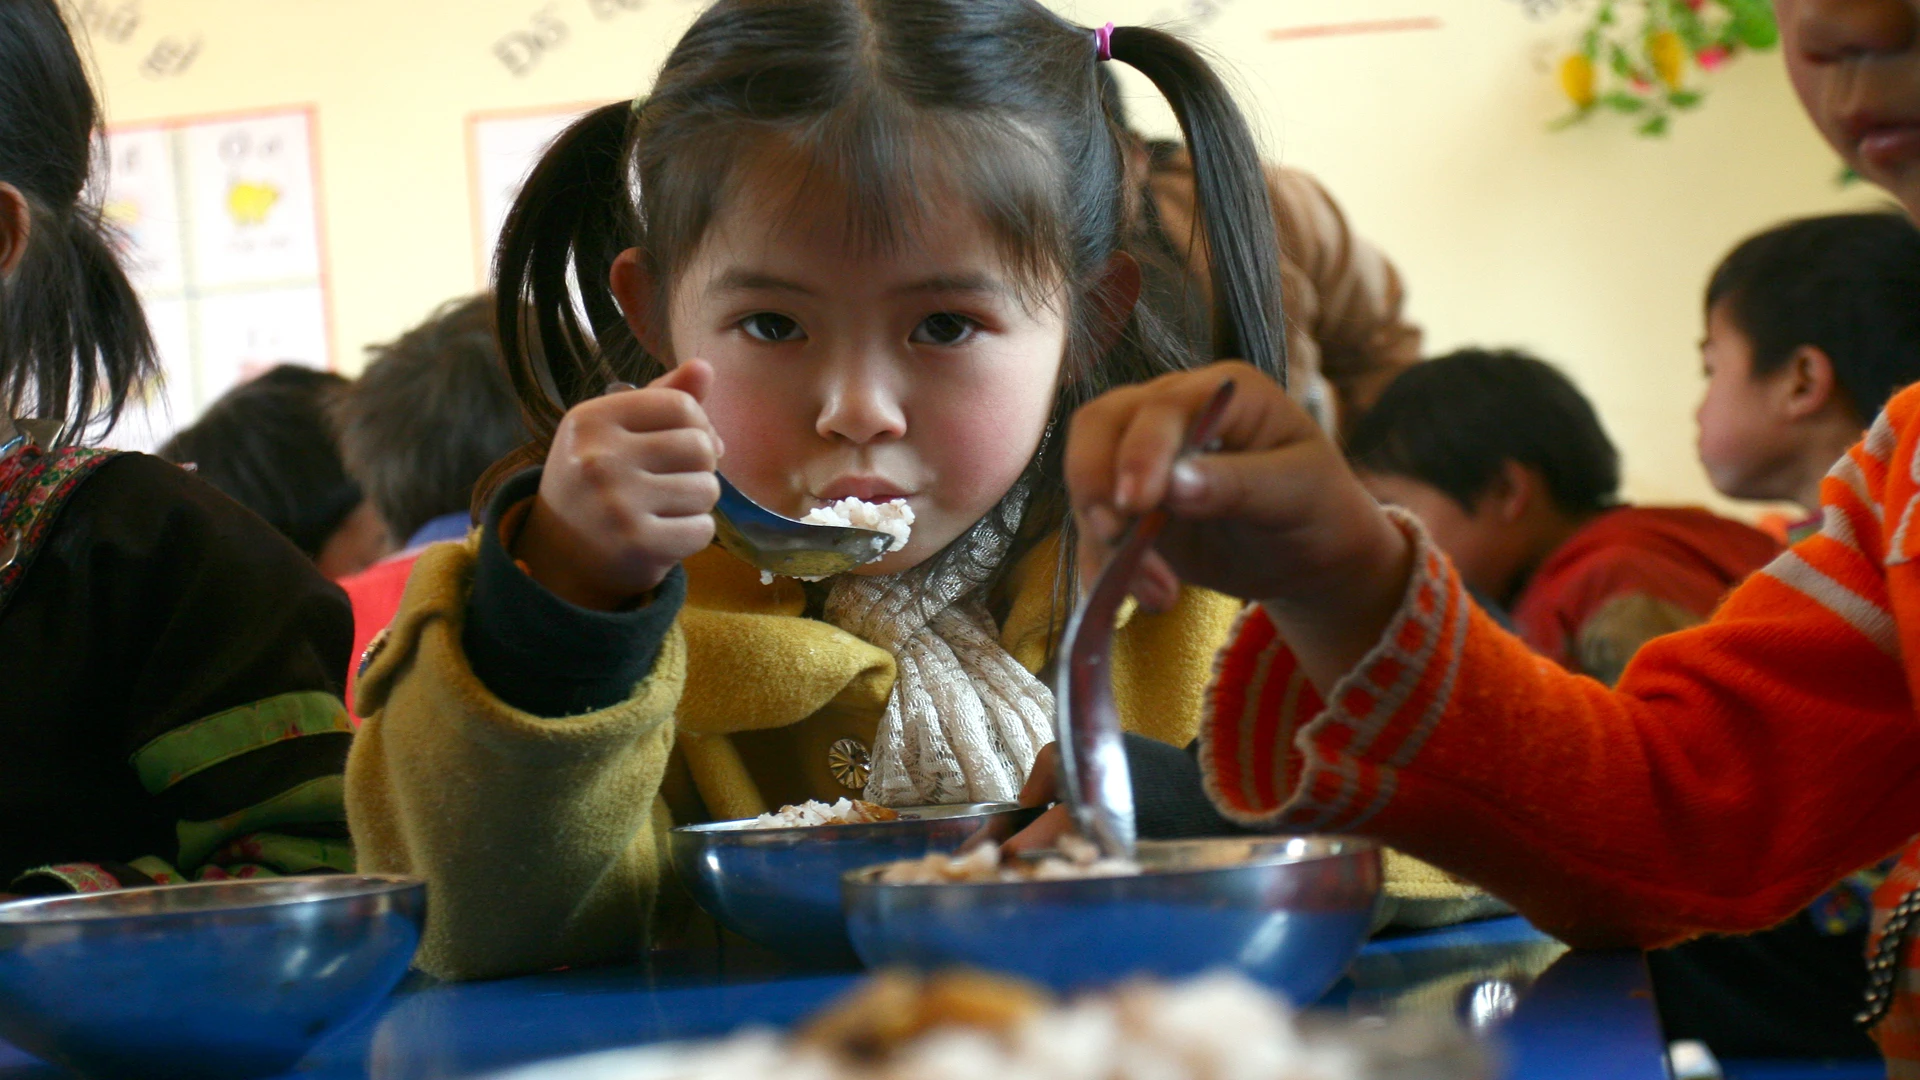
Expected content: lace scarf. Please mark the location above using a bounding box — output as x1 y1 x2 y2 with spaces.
824 489 1054 806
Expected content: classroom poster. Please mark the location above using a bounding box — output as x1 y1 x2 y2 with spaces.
98 107 332 451
467 106 593 281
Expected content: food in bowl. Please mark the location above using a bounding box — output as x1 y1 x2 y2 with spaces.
760 497 915 583
874 834 1141 884
754 798 902 828
546 969 1366 1080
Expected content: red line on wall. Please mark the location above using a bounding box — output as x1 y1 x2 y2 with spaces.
1267 16 1443 43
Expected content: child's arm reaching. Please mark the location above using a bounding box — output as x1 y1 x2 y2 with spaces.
345 364 723 980
1064 360 1413 687
1065 363 1920 948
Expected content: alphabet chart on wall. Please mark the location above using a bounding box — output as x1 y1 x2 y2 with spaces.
467 104 600 283
98 106 333 450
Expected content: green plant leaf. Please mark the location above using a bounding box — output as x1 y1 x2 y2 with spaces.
1638 114 1671 137
1668 89 1704 108
1603 91 1649 113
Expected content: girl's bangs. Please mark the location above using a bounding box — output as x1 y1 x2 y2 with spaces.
690 105 1073 307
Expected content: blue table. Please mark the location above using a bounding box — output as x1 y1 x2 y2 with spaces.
0 917 1668 1079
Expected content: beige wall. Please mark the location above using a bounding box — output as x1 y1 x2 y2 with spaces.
84 0 1889 510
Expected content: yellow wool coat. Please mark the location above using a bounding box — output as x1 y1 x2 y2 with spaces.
346 533 1241 981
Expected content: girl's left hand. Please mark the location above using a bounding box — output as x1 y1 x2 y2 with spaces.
1005 743 1074 854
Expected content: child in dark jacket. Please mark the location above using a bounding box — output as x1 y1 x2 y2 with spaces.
0 0 353 895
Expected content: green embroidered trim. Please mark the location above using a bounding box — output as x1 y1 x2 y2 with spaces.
126 856 185 884
131 691 350 795
175 774 346 869
211 834 355 874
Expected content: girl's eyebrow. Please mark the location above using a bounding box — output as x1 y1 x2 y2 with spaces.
892 273 1009 298
711 269 1010 299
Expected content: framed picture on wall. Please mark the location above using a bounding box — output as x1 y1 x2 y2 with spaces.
97 105 335 451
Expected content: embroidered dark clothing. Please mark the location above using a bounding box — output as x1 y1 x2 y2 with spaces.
0 446 355 892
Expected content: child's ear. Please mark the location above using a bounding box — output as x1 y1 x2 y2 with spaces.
1491 460 1537 524
1782 345 1843 421
0 183 30 278
610 247 669 359
1087 251 1143 355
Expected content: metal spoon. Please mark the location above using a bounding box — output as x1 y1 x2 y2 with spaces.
1053 380 1237 859
603 382 895 578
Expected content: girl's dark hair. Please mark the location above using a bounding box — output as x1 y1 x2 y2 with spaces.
0 0 157 443
492 0 1286 611
1347 348 1620 518
158 366 362 559
1706 211 1920 422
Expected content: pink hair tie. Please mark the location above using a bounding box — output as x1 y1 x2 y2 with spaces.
1094 21 1115 61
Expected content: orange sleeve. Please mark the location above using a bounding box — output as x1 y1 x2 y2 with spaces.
1200 397 1920 949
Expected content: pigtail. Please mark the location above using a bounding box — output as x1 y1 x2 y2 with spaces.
1106 27 1287 387
491 101 650 456
0 202 158 444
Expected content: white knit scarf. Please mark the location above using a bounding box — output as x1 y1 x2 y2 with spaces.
824 488 1054 807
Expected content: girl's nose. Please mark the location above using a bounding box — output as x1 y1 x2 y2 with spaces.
1795 0 1918 62
815 366 907 446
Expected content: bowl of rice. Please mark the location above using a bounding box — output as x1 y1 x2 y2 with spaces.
669 801 1038 963
839 836 1381 999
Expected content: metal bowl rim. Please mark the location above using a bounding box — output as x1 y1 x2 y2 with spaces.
839 835 1380 892
670 801 1022 839
0 873 426 925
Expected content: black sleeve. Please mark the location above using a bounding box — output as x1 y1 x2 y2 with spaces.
463 467 686 718
1126 733 1255 840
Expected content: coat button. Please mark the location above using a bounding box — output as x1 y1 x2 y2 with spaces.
828 738 870 790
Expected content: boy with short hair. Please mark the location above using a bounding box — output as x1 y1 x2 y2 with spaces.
1349 348 1778 684
1699 212 1920 528
333 295 526 715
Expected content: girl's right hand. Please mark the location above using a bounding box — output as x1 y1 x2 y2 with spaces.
1065 361 1414 691
513 361 724 612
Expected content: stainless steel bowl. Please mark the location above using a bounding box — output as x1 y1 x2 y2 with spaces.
0 874 425 1080
841 836 1381 1001
670 803 1037 962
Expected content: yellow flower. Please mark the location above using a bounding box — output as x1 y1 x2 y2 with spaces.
1649 29 1686 89
1559 54 1596 108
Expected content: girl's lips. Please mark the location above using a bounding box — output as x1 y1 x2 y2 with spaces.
1859 123 1920 173
815 477 910 503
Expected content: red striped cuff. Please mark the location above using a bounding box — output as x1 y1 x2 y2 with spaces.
1197 509 1471 831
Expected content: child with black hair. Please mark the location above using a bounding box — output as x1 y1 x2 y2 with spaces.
0 0 352 895
159 364 392 580
1698 211 1920 532
331 294 528 719
1034 0 1920 1068
1350 349 1779 685
345 0 1288 981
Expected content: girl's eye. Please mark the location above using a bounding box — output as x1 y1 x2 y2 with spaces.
740 313 805 343
910 312 980 347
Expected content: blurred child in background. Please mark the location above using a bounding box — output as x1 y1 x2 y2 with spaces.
1698 211 1920 537
332 294 527 717
1349 348 1778 685
159 364 390 579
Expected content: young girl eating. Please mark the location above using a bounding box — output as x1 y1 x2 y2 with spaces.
1052 0 1920 1065
346 0 1289 979
0 0 353 896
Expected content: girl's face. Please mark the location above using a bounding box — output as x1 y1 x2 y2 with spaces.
655 163 1071 574
1778 0 1920 216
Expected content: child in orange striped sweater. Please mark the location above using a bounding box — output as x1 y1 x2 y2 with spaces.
1036 0 1920 1065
